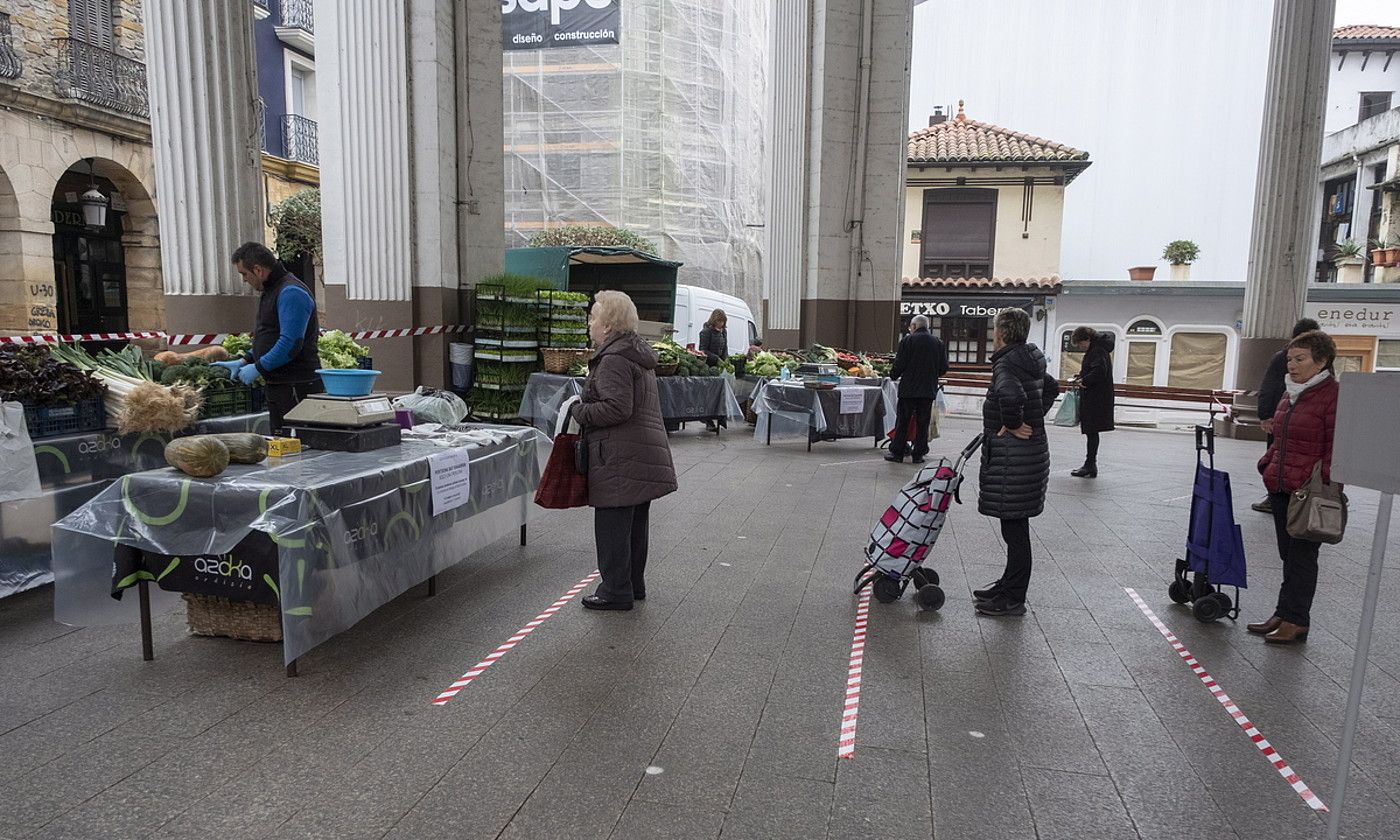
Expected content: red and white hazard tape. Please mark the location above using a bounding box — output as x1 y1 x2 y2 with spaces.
3 326 469 347
838 587 872 759
1124 588 1328 812
431 570 601 707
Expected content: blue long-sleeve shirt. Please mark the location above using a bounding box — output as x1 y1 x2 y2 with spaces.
248 283 316 374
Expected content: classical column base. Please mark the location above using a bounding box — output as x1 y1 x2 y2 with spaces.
1236 337 1285 395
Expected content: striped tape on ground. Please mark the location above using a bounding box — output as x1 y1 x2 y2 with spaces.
1124 587 1328 812
431 571 601 706
2 326 469 346
838 587 872 759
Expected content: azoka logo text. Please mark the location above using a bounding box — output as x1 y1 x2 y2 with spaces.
502 0 615 26
195 556 252 580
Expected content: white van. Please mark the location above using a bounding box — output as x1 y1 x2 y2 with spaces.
672 285 759 357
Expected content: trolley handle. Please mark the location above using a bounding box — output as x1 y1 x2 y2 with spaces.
1194 424 1214 455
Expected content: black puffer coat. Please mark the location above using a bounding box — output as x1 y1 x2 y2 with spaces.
698 325 728 365
1078 332 1116 434
979 343 1060 520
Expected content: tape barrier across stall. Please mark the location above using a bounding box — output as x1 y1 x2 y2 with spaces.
0 326 468 346
51 427 550 664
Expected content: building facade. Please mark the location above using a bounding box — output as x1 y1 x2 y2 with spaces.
0 0 160 337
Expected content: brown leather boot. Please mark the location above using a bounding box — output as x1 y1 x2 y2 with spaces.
1264 622 1309 644
1246 616 1282 635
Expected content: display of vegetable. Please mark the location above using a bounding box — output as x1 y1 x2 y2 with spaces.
469 388 522 419
209 433 268 465
566 359 590 377
164 436 231 478
318 330 371 369
747 351 787 378
477 273 553 299
0 346 106 407
153 346 230 367
474 359 535 387
49 343 202 434
222 333 253 358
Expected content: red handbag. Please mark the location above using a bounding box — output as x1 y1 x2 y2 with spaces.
534 430 590 509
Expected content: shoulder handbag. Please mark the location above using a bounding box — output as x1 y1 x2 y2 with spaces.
534 396 590 509
1286 463 1347 545
1053 389 1080 427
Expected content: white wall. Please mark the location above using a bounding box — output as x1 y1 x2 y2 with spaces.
910 0 1275 283
1326 48 1400 134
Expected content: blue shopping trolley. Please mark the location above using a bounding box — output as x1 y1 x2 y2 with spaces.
1169 424 1247 622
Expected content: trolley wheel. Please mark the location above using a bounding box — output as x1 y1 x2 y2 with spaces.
1168 579 1192 605
873 576 902 604
915 584 946 612
1191 578 1216 600
911 568 940 589
1192 593 1225 623
1211 591 1233 613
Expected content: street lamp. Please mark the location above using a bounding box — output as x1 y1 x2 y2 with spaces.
79 158 108 228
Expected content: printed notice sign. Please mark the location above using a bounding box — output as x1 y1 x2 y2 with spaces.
502 0 621 50
429 448 472 515
838 388 864 415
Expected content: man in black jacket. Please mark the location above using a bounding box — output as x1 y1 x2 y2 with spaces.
885 315 949 464
1250 317 1320 512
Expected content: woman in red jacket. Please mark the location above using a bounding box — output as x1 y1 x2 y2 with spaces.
1250 330 1339 644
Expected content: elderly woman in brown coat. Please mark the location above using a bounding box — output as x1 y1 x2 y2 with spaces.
572 291 679 610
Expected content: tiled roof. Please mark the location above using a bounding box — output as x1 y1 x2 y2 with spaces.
908 103 1089 164
902 276 1062 291
1334 25 1400 40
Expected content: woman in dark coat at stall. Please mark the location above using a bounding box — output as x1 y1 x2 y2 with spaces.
974 308 1060 617
1249 330 1340 644
573 291 679 611
697 310 729 430
1069 326 1116 477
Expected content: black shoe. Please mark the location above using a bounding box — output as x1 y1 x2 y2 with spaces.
1251 498 1272 514
582 595 632 611
884 454 904 463
973 581 1003 601
976 595 1026 617
1070 464 1097 478
911 456 926 464
633 590 646 602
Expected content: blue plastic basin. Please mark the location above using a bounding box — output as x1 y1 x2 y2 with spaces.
316 368 381 397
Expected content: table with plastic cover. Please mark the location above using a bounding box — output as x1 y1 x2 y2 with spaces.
51 425 548 675
519 372 745 437
752 379 898 451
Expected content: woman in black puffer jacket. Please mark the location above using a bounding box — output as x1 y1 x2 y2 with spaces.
974 308 1060 617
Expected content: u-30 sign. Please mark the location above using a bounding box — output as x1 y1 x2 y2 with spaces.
502 0 621 50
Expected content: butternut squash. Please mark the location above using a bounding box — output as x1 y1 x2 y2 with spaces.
210 433 268 465
164 436 230 478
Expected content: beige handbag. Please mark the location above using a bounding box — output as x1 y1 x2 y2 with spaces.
1286 463 1347 545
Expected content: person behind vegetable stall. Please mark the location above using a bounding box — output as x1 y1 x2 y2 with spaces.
572 290 678 611
216 243 322 432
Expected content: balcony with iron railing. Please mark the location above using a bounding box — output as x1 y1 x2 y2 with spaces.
253 0 271 20
0 13 22 80
276 0 315 53
54 38 148 118
283 113 319 166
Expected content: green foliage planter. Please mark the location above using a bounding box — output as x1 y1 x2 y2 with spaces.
270 188 322 265
528 225 659 256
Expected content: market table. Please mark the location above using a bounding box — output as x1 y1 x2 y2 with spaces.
518 372 744 437
753 379 897 451
51 425 547 673
1 413 273 600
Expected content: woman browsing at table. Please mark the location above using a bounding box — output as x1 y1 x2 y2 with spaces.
572 291 678 610
698 310 730 431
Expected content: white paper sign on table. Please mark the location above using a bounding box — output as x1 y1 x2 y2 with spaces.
429 448 472 515
838 387 864 415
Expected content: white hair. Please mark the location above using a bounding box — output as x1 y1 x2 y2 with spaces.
590 290 640 335
911 315 930 329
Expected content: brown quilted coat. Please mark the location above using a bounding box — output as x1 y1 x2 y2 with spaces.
574 331 678 508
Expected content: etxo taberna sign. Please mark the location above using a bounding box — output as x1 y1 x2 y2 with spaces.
502 0 621 50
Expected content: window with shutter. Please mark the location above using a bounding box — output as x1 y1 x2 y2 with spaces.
68 0 115 49
920 189 996 278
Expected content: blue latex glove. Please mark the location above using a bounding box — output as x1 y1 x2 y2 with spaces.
212 360 244 374
235 364 260 386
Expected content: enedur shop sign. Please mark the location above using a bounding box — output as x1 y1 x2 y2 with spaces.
502 0 621 50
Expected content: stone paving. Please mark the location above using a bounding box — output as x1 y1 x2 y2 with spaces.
1 416 1399 839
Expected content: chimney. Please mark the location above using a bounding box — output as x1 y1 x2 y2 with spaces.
929 106 947 126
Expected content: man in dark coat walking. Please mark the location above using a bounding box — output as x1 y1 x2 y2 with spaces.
885 315 949 464
1250 317 1320 513
974 309 1059 617
1069 327 1115 477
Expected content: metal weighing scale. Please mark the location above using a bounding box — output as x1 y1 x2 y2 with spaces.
282 394 402 452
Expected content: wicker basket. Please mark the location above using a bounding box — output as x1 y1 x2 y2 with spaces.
183 593 282 642
543 347 591 374
657 362 678 376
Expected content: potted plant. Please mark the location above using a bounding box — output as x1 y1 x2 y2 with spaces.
1370 238 1389 267
1162 240 1200 281
1383 238 1400 268
1335 238 1365 283
1128 265 1156 281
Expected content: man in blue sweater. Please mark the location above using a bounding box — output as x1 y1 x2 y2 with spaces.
218 243 322 432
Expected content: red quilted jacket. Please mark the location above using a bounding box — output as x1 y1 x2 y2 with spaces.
1257 375 1338 493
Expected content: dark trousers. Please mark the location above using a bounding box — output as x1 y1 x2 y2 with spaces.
266 380 324 433
1269 492 1320 626
890 398 934 459
1084 431 1100 464
998 518 1033 602
594 502 651 603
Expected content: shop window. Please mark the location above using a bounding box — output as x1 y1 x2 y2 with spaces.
1334 354 1364 377
1126 341 1156 386
944 317 992 366
1378 339 1400 370
1167 332 1227 390
1059 331 1083 379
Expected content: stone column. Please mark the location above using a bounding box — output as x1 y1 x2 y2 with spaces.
316 0 415 388
1238 0 1337 383
143 0 263 334
764 0 811 350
